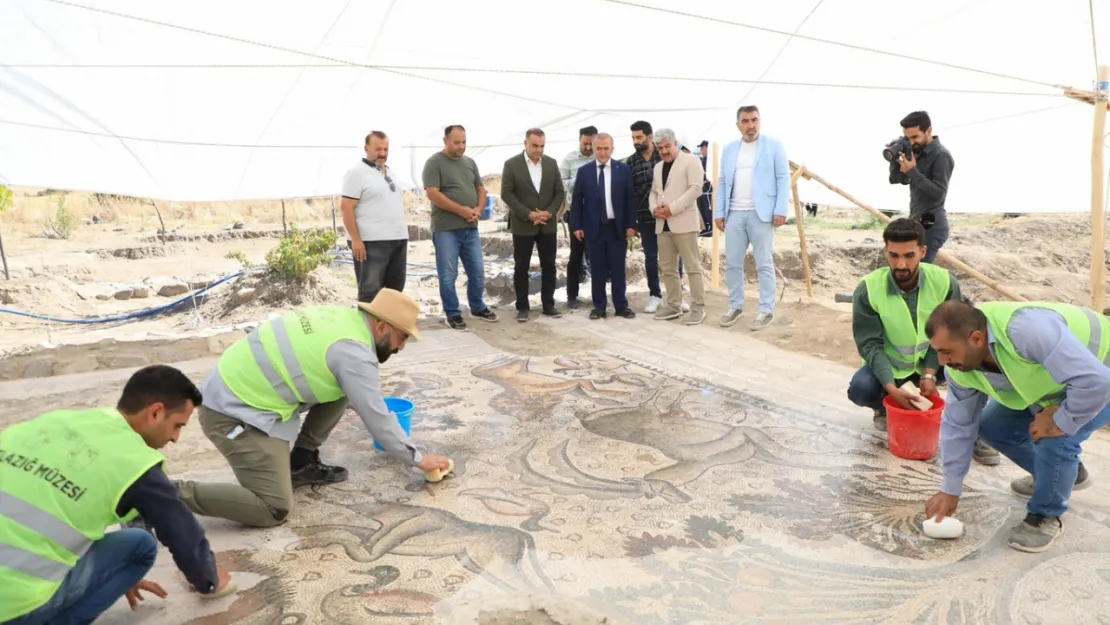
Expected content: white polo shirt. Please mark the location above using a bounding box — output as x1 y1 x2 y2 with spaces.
341 160 408 241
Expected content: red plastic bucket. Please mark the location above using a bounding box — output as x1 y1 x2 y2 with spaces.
884 394 945 460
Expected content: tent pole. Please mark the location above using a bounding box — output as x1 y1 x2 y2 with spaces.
1090 66 1109 311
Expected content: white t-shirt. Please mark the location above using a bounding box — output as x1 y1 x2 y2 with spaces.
729 140 758 211
596 160 614 220
341 161 408 241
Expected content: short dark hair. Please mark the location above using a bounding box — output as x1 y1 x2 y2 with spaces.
525 128 545 139
444 124 466 137
924 300 987 340
882 218 926 246
116 365 203 415
900 111 931 133
364 130 387 145
579 126 598 137
630 121 653 135
736 105 760 120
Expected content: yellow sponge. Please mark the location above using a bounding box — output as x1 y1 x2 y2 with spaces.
199 579 238 600
424 458 454 483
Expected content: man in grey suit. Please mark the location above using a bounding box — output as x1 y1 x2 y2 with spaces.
501 128 566 322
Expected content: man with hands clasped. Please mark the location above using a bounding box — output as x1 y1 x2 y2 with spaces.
923 300 1110 553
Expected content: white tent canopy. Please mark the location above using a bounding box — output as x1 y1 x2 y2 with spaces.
1 0 1107 213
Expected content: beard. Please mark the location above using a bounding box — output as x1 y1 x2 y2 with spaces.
376 340 396 364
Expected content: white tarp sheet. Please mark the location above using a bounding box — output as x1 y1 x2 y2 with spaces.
0 0 1107 213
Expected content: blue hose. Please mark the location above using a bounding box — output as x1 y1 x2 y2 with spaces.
0 269 256 325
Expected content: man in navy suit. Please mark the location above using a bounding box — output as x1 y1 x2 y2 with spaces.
570 133 638 320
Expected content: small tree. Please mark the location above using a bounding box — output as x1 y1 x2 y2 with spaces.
0 185 11 279
264 224 338 279
45 194 76 239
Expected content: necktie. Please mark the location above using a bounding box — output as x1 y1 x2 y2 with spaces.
598 163 607 218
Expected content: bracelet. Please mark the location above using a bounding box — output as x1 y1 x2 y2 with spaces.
922 373 937 382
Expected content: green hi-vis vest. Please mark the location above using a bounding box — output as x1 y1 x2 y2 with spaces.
946 302 1110 411
862 263 952 379
0 408 164 621
218 306 375 420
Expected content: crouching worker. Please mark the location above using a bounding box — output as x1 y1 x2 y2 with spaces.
172 289 451 528
1 365 231 624
847 218 999 466
924 300 1110 552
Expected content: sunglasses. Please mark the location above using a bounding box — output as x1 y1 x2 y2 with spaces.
371 162 396 192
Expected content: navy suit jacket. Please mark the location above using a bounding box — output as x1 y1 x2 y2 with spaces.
569 159 637 238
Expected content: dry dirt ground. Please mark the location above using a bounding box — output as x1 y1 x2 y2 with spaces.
0 184 1106 378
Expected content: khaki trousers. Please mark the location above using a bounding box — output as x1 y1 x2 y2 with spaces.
659 230 705 312
175 401 347 528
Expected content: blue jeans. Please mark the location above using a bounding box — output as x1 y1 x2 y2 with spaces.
9 529 158 625
725 210 776 314
922 216 949 264
433 228 488 318
638 223 662 298
847 366 921 411
978 401 1110 518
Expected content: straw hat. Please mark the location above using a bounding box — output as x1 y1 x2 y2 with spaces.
356 288 422 341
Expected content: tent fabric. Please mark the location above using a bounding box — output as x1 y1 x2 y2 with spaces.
0 0 1107 213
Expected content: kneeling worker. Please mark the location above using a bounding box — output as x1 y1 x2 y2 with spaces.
174 289 451 528
848 218 999 465
924 300 1110 552
1 365 231 624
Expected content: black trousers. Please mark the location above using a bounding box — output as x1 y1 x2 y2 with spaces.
351 239 407 303
513 232 557 311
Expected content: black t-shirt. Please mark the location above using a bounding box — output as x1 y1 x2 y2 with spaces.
661 161 674 232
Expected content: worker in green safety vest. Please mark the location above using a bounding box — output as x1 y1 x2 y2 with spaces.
0 365 233 624
923 299 1110 553
163 289 452 529
847 218 999 466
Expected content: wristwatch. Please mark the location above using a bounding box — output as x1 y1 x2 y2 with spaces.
922 373 937 382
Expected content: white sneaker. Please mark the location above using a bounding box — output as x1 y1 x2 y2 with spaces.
645 296 662 314
680 300 690 312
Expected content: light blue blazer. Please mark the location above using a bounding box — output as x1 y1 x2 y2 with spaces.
714 135 791 223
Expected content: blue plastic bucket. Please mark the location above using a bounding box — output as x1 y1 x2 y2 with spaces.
374 397 414 451
480 195 493 220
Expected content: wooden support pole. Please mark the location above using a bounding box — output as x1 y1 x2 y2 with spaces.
1090 66 1109 311
790 173 814 298
0 227 9 280
710 142 722 291
789 161 1029 302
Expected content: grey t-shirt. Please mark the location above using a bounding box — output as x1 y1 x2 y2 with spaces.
200 340 423 468
422 152 482 233
341 160 408 242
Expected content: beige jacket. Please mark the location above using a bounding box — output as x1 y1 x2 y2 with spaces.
649 151 706 234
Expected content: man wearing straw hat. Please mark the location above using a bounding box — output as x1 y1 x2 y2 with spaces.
167 289 452 529
923 299 1110 552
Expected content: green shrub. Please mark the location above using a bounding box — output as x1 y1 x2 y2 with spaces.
224 250 252 269
0 185 11 214
264 224 338 279
45 195 77 239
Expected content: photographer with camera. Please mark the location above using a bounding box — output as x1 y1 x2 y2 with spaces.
886 111 953 264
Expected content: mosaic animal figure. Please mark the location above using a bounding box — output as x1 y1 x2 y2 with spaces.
458 487 554 531
507 439 690 504
472 356 632 420
581 387 880 485
289 502 554 593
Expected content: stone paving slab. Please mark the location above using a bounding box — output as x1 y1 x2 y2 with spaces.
3 313 1110 624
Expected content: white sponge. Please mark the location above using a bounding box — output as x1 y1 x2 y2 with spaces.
900 381 935 411
922 515 964 539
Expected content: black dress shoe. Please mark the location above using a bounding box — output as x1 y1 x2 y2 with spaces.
516 310 529 322
567 299 581 310
542 306 562 318
589 309 607 320
615 308 636 319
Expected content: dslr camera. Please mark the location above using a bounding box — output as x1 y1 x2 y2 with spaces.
883 136 913 162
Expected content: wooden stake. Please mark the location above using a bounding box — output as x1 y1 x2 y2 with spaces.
0 227 9 280
790 161 1029 302
1090 66 1109 311
790 175 813 298
281 199 288 236
710 142 722 291
146 199 167 245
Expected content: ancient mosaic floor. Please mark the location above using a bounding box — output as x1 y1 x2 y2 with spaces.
5 318 1110 624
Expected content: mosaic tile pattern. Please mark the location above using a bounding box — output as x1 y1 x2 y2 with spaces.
8 333 1103 624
